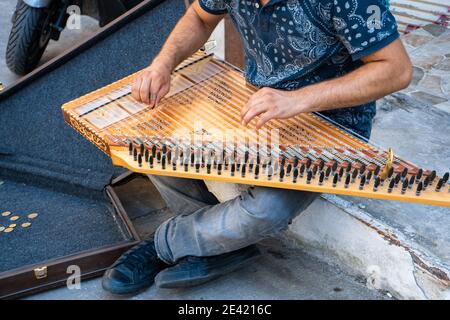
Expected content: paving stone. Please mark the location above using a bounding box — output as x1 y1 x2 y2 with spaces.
410 91 448 106
410 53 445 71
422 24 448 37
402 31 434 48
433 101 450 115
433 57 450 71
440 76 450 95
410 66 424 87
418 74 445 97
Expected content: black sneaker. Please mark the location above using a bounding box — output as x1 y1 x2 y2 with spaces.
102 239 167 295
155 245 261 288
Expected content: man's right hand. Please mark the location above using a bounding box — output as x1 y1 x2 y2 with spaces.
130 1 224 108
131 60 172 108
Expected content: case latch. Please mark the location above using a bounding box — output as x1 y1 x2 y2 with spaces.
34 266 48 279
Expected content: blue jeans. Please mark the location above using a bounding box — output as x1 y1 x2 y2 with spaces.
150 176 318 264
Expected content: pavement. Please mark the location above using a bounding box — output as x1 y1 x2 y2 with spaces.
27 237 389 300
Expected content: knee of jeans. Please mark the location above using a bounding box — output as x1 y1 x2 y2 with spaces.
238 187 306 231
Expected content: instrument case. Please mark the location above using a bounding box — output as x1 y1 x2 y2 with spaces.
0 173 140 299
0 0 185 298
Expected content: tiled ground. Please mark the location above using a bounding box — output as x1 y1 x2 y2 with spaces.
401 24 450 114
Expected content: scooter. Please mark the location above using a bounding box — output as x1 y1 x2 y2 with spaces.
6 0 143 75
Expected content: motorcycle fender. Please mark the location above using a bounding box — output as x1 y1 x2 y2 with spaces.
23 0 53 8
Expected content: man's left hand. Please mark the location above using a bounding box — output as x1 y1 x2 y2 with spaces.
240 87 309 129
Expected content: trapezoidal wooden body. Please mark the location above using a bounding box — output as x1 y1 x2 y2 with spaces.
62 52 450 207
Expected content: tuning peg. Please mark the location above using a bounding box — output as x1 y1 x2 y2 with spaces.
351 169 358 183
366 171 372 184
373 177 380 192
408 175 415 189
387 167 394 180
128 142 133 156
442 172 449 184
344 174 350 188
416 181 423 196
195 162 200 173
293 168 299 183
429 170 436 183
359 175 366 190
401 179 408 194
286 164 292 177
387 179 395 193
332 173 338 187
416 168 423 182
435 178 444 192
299 164 305 178
306 170 313 184
346 162 352 175
279 167 285 182
149 155 154 169
325 166 331 180
157 151 161 163
318 171 325 185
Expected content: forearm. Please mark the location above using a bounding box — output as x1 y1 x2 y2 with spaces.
299 59 412 113
152 7 219 71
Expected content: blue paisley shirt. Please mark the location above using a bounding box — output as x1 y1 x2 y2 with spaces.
198 0 399 139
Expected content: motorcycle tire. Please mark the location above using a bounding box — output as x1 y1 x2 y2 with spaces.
6 0 55 75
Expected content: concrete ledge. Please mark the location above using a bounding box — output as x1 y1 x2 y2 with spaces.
286 196 450 300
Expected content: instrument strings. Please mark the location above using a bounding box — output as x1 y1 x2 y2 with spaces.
83 56 410 173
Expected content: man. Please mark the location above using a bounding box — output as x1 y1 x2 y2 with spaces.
102 0 412 295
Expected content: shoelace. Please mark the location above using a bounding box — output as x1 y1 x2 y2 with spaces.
116 240 158 272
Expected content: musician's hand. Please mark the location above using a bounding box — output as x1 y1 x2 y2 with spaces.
131 61 171 107
241 88 308 129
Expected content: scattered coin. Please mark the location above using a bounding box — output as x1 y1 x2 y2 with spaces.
9 224 16 228
10 216 20 221
4 228 14 233
21 222 31 228
1 211 11 217
28 213 39 219
0 226 5 232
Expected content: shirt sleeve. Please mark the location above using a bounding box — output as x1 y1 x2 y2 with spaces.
198 0 228 15
332 0 400 61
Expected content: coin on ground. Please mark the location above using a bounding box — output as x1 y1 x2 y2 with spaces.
0 226 5 232
21 222 31 228
28 213 38 219
9 224 16 228
10 216 20 221
1 211 11 217
4 228 14 233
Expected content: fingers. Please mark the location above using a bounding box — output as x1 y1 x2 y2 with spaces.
131 75 143 102
149 78 163 107
240 90 265 119
131 68 171 106
256 111 275 129
242 102 269 127
139 75 152 105
155 84 170 106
